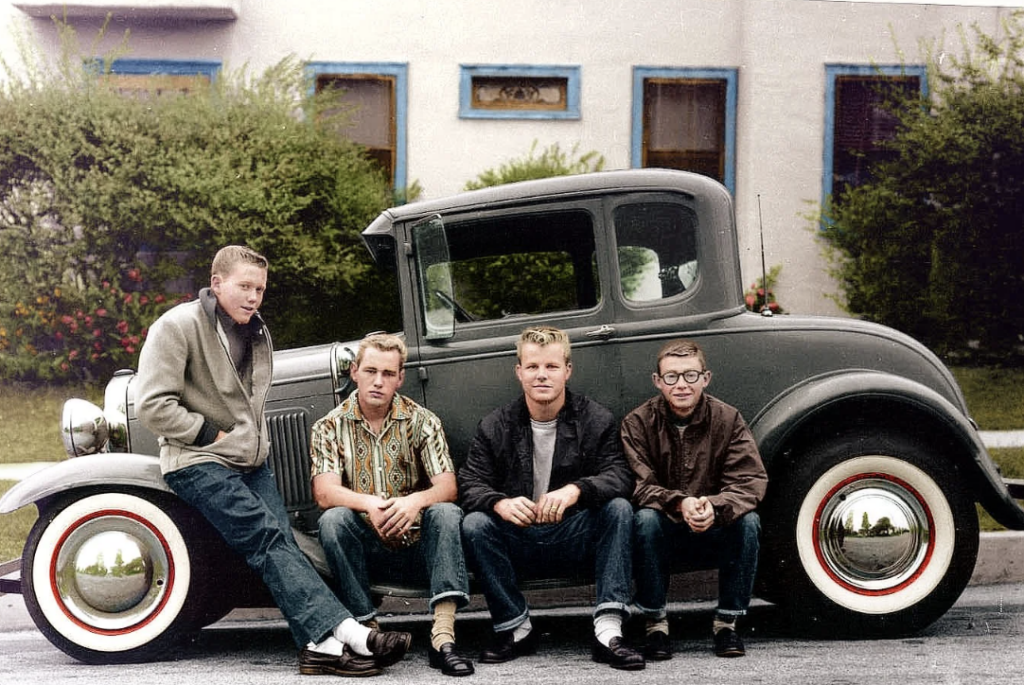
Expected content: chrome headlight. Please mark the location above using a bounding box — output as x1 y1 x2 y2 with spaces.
62 398 109 457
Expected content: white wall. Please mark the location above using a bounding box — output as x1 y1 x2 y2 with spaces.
0 0 1013 316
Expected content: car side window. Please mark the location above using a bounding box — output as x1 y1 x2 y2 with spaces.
615 202 699 303
431 209 600 324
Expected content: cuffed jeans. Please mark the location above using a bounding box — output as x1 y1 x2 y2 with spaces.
164 461 351 647
318 502 471 621
633 507 761 620
462 497 634 632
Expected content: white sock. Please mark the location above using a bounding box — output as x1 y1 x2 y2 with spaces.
513 617 533 642
309 636 344 656
594 612 623 647
334 618 372 656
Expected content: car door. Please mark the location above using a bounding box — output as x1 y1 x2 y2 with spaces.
397 197 622 465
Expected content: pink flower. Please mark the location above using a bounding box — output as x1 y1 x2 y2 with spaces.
155 294 166 304
123 294 134 304
116 321 129 334
93 329 102 338
68 349 79 360
127 269 142 282
95 308 108 317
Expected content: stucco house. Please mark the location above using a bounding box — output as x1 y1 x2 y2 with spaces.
2 0 1018 314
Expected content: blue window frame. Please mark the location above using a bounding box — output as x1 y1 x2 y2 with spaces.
631 67 737 195
823 64 927 207
459 64 581 120
107 58 221 80
305 62 408 191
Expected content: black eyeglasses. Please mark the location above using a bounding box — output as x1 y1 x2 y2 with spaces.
655 370 706 385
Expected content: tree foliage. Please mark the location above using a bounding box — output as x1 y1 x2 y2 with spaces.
0 20 397 381
464 141 605 190
820 13 1024 362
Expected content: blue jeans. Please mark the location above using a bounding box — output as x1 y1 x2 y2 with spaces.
633 507 761 620
318 502 471 621
163 461 351 646
461 497 633 632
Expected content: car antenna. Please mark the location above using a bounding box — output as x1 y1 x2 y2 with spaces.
757 194 773 317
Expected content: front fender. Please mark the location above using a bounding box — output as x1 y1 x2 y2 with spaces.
0 453 169 514
750 369 1024 530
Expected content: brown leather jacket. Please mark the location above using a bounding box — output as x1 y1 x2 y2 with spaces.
621 393 767 526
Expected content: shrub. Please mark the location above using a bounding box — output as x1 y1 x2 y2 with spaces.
0 20 396 380
464 141 605 190
819 14 1024 362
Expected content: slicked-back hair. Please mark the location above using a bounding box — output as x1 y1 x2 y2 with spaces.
516 326 572 364
211 245 268 277
357 332 408 369
657 339 707 372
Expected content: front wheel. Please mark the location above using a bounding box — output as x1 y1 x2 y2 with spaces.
23 490 218 663
760 431 979 637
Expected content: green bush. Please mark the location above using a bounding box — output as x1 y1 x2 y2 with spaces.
0 21 397 381
819 15 1024 362
464 141 605 190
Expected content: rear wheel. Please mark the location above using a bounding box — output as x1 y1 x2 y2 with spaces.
23 490 220 663
760 431 979 637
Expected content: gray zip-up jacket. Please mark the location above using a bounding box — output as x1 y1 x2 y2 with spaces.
136 288 273 475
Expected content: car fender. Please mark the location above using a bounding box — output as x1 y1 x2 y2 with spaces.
749 369 1024 530
0 453 169 515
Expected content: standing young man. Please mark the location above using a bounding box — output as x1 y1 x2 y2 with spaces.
136 245 411 677
310 333 474 677
459 326 644 671
621 339 767 660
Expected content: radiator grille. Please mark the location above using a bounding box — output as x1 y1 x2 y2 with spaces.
266 408 317 526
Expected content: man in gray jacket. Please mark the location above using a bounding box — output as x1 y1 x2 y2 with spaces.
136 245 410 677
622 339 767 660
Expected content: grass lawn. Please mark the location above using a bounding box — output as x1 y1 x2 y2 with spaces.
0 480 36 563
0 382 102 465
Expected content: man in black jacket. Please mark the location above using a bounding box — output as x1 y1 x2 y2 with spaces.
459 326 644 671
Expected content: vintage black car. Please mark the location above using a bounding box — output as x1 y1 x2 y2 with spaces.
3 169 1022 662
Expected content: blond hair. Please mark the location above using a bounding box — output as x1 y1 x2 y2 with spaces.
357 332 408 368
516 326 571 364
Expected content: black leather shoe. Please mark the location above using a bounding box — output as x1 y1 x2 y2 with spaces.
479 629 538 663
428 642 475 677
643 630 673 661
299 647 382 677
591 636 646 671
366 629 412 667
713 627 745 657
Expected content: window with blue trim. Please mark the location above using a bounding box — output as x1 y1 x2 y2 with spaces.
459 65 580 120
102 59 220 97
632 67 737 194
307 62 408 190
824 65 927 204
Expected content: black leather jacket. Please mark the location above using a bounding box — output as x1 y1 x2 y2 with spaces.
458 389 634 516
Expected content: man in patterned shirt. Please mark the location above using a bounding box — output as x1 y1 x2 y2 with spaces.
310 333 474 677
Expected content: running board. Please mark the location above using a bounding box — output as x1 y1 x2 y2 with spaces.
0 558 21 595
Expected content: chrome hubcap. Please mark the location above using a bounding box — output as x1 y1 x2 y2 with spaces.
54 514 171 630
815 475 932 594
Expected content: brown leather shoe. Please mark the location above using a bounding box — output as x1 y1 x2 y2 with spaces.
299 647 382 677
479 629 538 664
591 636 646 671
428 641 475 676
366 629 412 667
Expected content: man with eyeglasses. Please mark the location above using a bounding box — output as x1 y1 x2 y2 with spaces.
621 339 767 660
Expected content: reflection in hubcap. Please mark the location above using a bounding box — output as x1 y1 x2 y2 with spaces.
815 475 932 594
54 515 170 631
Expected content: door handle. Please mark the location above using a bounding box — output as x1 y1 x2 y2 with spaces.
585 325 615 339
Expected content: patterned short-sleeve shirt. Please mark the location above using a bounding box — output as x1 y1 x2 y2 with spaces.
309 390 453 498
